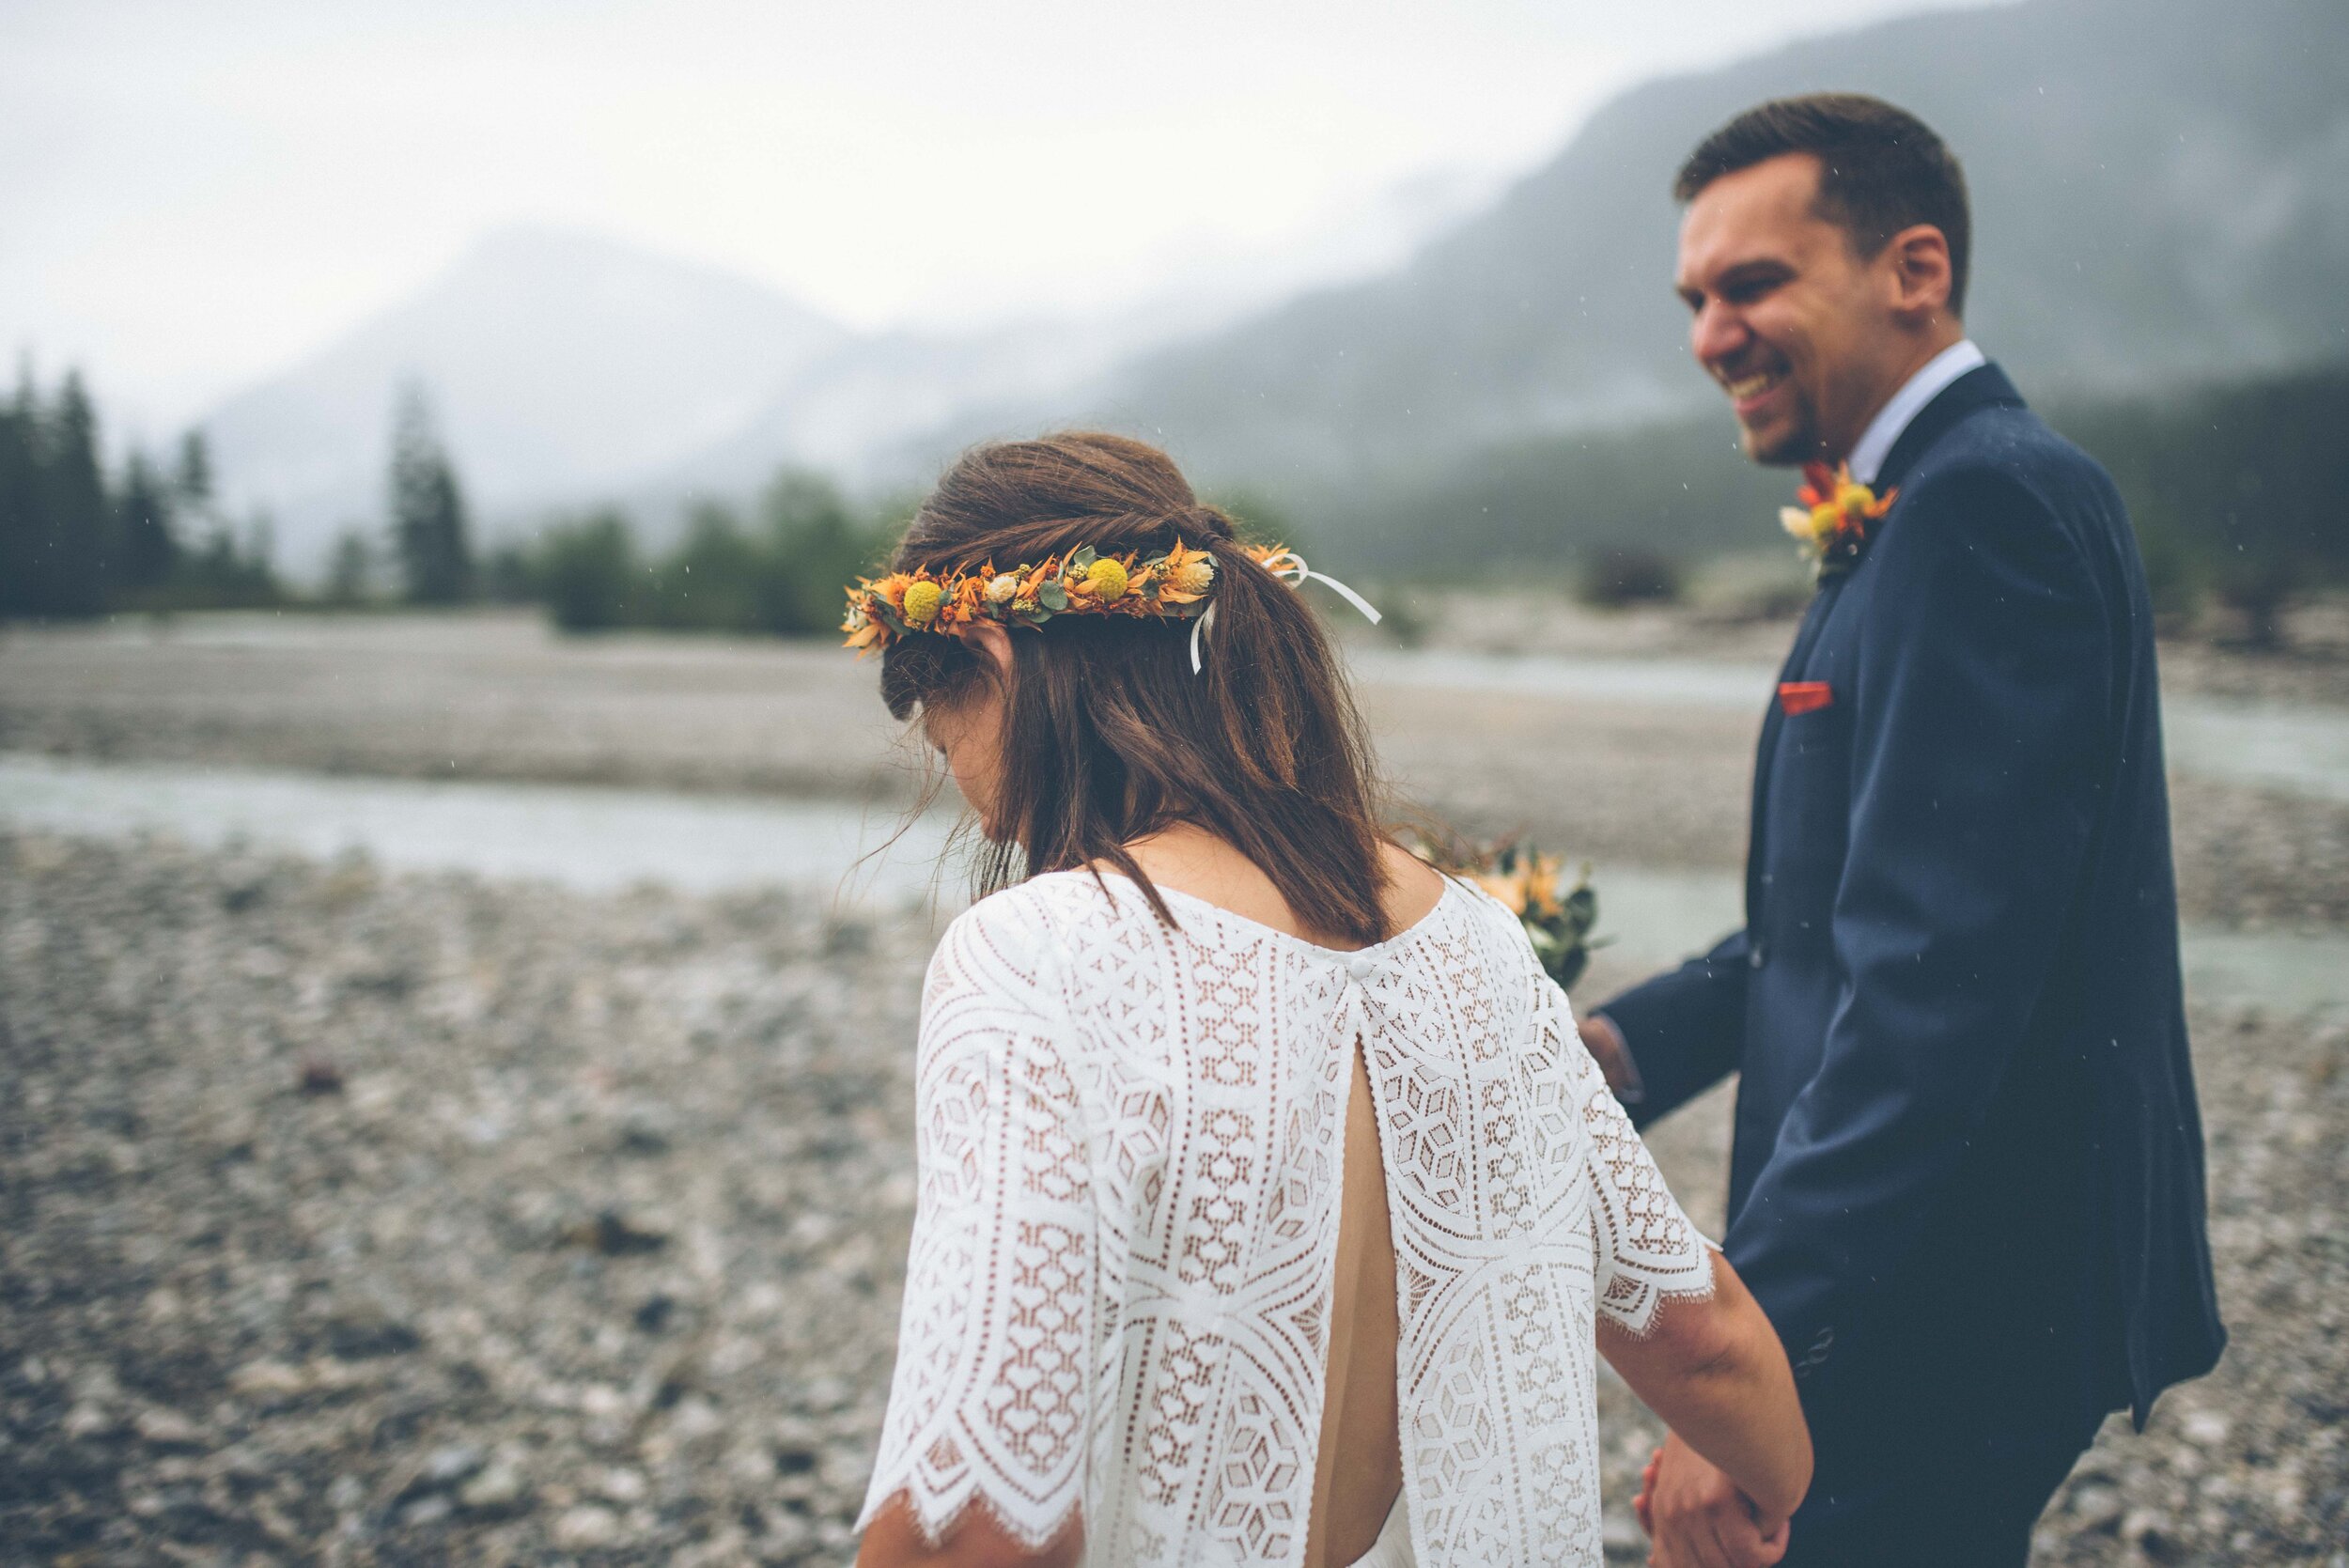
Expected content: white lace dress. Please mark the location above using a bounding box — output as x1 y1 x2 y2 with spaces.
859 870 1715 1566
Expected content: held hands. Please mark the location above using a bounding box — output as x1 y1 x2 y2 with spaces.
1634 1434 1791 1568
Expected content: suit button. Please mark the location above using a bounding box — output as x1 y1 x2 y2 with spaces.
1748 943 1768 970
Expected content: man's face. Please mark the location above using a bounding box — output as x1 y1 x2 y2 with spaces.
1673 152 1898 467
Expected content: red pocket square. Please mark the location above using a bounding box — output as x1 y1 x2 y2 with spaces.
1779 681 1834 716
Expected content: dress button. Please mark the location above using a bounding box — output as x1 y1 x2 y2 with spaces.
1346 955 1377 981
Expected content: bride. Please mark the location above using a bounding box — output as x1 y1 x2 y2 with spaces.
848 432 1810 1568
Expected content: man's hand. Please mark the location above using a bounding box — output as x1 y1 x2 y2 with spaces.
1637 1433 1790 1568
1580 1012 1643 1102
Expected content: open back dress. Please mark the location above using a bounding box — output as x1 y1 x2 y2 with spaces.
860 868 1715 1566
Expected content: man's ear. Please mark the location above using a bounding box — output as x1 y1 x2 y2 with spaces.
956 619 1015 680
1885 223 1954 323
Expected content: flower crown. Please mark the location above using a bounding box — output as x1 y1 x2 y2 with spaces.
842 540 1378 667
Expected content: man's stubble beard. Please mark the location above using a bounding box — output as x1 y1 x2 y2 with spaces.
1740 416 1820 469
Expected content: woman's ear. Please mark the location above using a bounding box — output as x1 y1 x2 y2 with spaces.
957 619 1015 680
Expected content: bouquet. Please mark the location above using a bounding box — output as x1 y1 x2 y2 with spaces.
1409 832 1601 991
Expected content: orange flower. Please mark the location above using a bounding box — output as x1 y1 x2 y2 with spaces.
1781 463 1894 575
1158 541 1215 603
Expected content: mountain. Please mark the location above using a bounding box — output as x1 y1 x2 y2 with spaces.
201 0 2349 573
1092 0 2349 510
203 168 1502 575
202 227 849 572
613 165 1513 524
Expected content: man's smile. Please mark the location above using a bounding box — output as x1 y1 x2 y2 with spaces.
1716 356 1792 417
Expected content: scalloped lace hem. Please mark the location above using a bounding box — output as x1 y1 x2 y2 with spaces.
855 1481 1084 1557
1601 1241 1726 1342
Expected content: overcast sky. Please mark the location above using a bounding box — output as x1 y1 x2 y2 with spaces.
5 0 1974 431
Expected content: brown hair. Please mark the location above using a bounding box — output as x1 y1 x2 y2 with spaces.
1675 93 1971 316
879 431 1392 946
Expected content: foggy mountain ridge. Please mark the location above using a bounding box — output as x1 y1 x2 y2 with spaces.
201 226 851 571
201 168 1502 574
201 0 2349 571
624 160 1514 522
1079 0 2349 507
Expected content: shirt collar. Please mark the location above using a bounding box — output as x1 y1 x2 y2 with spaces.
1845 339 1986 486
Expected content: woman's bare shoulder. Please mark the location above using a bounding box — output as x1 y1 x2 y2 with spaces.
1377 840 1447 935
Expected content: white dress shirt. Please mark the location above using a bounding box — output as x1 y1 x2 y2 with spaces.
1846 338 1986 485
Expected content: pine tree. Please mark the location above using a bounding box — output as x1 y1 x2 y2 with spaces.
176 430 214 511
388 385 474 604
0 371 40 618
116 451 180 592
326 528 378 605
35 374 112 616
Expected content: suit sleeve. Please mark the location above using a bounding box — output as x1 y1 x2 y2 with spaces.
1723 464 2110 1369
1593 929 1750 1127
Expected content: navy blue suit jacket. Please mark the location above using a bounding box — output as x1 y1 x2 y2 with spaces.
1600 365 2224 1455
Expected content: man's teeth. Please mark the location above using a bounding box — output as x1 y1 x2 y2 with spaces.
1726 371 1781 399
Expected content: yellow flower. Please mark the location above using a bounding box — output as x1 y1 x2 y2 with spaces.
901 581 944 625
1810 500 1843 537
1780 505 1815 541
985 573 1019 604
1085 557 1130 601
1835 479 1875 517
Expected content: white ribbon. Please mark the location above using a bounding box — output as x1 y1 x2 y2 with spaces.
1189 549 1382 674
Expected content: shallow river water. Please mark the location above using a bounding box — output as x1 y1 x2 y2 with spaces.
6 749 2341 1019
1349 648 2349 804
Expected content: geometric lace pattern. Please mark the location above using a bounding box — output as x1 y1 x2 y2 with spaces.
860 871 1714 1566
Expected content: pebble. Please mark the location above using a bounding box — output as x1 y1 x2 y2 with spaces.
2070 1482 2126 1532
132 1407 202 1449
421 1443 485 1488
459 1459 527 1513
552 1503 623 1549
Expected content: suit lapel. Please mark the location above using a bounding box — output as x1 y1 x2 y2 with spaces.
1745 580 1843 924
1873 362 2026 494
1740 362 2024 928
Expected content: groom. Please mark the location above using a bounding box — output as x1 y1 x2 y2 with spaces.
1579 96 2224 1566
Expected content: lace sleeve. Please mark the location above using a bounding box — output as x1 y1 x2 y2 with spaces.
1571 1005 1717 1337
859 892 1097 1551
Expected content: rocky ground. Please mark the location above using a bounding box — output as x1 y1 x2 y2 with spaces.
1 832 934 1566
4 605 2345 1564
3 830 2343 1565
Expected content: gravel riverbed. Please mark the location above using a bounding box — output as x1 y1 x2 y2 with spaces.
5 610 2344 1563
5 612 2346 924
4 831 2343 1565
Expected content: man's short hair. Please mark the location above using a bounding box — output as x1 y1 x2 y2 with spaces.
1675 93 1971 317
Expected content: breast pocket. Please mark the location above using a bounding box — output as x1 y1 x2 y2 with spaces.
1762 707 1854 954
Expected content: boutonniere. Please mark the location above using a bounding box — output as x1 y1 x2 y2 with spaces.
1780 462 1895 581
